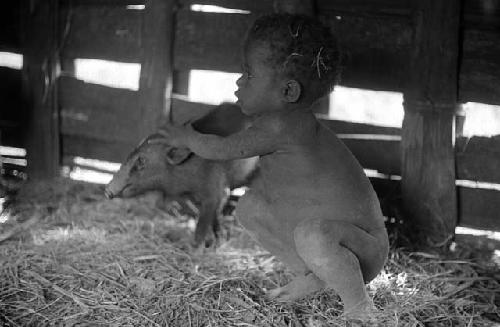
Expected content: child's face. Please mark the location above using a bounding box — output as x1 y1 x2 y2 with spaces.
235 43 284 115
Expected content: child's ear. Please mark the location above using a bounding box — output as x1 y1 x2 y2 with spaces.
282 79 302 103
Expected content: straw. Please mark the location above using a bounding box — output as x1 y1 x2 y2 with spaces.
0 178 498 326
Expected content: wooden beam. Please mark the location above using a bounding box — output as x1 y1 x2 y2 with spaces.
58 76 141 143
174 10 253 73
63 135 136 163
0 1 22 52
458 187 500 232
456 136 500 184
138 0 175 137
401 0 461 247
459 28 500 105
60 6 143 62
171 97 216 124
21 0 60 179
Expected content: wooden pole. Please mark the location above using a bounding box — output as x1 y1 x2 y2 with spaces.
138 0 176 139
401 0 461 248
21 0 60 179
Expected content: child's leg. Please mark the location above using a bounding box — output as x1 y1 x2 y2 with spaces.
293 219 388 317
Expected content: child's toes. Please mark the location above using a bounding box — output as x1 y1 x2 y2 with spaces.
266 287 288 301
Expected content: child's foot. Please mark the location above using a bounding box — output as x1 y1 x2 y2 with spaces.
343 300 379 326
266 273 325 302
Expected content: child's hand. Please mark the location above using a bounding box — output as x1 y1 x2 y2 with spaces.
150 122 195 148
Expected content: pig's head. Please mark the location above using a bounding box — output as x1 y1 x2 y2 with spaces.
104 134 192 199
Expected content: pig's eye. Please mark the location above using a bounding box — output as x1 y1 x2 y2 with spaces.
131 156 146 173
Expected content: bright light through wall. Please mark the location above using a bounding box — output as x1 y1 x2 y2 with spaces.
329 86 404 127
188 70 240 105
190 4 250 14
0 52 23 70
74 59 141 90
462 102 500 137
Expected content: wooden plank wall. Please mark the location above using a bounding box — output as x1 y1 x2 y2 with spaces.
13 0 495 230
0 1 24 148
58 0 173 164
58 4 142 163
171 0 500 232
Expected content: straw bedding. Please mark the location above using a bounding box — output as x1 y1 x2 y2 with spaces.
0 178 498 326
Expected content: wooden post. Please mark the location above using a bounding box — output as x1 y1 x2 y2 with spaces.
21 0 60 179
401 0 461 248
138 0 175 139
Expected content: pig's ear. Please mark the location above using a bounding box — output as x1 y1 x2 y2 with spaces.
166 147 192 165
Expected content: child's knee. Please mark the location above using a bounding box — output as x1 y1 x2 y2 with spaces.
293 219 347 263
294 219 387 283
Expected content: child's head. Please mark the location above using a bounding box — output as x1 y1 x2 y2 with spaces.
244 13 341 104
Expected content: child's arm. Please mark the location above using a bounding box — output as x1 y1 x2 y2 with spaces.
158 116 284 160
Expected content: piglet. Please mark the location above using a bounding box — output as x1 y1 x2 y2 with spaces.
105 103 258 248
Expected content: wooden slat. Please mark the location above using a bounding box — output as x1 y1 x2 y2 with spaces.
171 97 216 124
63 135 136 163
340 138 400 175
59 76 141 143
321 119 401 174
0 2 21 51
60 0 145 6
174 10 254 72
61 6 143 62
463 0 500 28
319 118 401 135
459 187 500 232
0 68 23 123
459 29 500 106
456 136 500 184
318 0 411 16
321 13 411 92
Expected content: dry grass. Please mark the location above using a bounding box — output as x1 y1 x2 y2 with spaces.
0 178 498 327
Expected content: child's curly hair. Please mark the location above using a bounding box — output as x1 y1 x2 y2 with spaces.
246 13 341 102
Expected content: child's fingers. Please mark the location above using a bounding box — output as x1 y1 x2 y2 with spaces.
147 138 170 145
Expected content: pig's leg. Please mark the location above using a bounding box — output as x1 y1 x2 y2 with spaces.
193 199 219 248
293 219 388 319
193 188 228 249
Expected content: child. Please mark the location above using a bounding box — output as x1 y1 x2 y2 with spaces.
158 14 389 319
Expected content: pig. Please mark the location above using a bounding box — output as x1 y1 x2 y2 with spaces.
104 103 258 248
